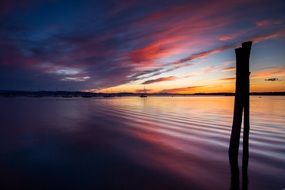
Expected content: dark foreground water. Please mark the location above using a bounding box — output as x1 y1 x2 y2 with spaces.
0 96 284 190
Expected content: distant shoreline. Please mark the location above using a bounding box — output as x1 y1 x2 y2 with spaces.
0 91 284 98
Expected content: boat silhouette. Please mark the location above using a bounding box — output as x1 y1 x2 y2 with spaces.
140 86 147 98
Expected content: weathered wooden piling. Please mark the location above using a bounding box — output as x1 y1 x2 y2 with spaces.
229 41 252 159
242 41 251 164
242 42 251 190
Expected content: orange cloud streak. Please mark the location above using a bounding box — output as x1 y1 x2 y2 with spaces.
142 76 177 85
251 66 285 79
160 86 206 94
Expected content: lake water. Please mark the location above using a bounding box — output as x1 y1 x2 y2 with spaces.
0 96 284 190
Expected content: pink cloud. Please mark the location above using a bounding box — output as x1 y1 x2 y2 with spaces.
129 36 188 68
128 0 243 69
250 28 285 43
256 20 271 27
219 35 233 41
255 19 283 28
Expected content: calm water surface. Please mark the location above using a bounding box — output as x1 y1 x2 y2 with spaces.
0 96 284 189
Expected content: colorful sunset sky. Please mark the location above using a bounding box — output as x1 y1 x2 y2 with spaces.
0 0 285 93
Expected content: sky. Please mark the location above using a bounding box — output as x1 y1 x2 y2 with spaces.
0 0 285 93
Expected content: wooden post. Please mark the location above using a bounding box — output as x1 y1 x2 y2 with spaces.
242 42 251 160
229 41 252 190
229 41 252 159
242 42 251 190
229 47 244 159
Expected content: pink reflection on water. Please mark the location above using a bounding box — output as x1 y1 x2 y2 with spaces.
0 96 284 189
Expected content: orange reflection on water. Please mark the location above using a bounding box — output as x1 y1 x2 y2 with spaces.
100 96 285 189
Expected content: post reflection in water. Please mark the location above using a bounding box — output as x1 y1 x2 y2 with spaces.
242 123 249 190
229 156 240 190
229 144 249 190
229 120 249 190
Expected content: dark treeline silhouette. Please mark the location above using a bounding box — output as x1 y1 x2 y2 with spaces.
0 90 284 98
0 91 134 98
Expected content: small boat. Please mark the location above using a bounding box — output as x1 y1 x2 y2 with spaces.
140 86 147 98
